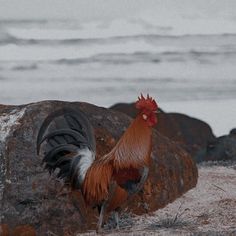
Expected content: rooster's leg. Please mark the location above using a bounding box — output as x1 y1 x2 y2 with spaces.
136 166 149 192
130 166 149 196
97 201 107 232
114 211 120 230
97 182 117 232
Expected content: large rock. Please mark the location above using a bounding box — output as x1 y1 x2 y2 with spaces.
168 113 216 155
111 102 215 156
0 101 198 235
195 129 236 162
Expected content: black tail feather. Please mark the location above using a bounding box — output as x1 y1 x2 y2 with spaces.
42 144 77 163
57 162 71 179
70 156 82 187
38 129 87 147
65 114 83 132
37 107 96 189
37 108 96 154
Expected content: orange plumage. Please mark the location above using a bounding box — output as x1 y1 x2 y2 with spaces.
37 94 158 230
83 113 153 208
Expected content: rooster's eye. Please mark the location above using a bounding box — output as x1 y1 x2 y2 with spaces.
142 114 148 120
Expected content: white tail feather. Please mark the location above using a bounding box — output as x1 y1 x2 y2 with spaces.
76 147 95 185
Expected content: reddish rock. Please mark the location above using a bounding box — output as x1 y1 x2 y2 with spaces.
110 102 215 156
0 224 35 236
11 225 36 236
0 224 9 236
0 101 198 235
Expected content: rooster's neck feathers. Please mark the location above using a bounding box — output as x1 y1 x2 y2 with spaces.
109 113 152 167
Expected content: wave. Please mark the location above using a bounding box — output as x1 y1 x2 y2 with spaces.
1 17 236 63
1 41 236 63
11 64 38 71
0 28 16 44
0 16 236 46
55 49 236 66
0 40 158 61
1 31 236 48
6 19 172 40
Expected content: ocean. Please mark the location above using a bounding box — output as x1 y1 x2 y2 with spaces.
0 10 236 135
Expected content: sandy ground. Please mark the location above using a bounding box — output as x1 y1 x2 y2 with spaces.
82 162 236 235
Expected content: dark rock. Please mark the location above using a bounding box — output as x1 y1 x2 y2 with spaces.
195 131 236 162
110 103 138 118
230 128 236 135
0 101 198 235
110 102 215 156
168 113 216 155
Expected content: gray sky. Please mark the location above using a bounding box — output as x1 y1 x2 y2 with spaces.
0 0 235 21
0 0 148 21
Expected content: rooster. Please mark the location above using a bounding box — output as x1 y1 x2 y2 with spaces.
37 94 158 231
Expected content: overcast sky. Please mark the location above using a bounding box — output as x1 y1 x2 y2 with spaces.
0 0 235 21
0 0 147 21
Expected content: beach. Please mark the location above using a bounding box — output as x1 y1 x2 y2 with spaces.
0 2 236 234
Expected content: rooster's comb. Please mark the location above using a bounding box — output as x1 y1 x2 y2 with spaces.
135 94 158 111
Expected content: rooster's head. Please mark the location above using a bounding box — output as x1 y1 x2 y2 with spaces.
135 94 158 127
